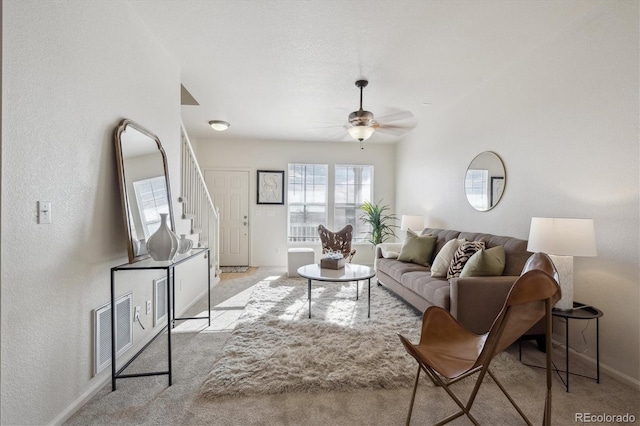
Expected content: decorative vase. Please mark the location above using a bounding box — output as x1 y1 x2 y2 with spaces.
146 213 178 261
177 234 193 255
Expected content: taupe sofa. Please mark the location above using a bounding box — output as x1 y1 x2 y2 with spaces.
375 228 535 335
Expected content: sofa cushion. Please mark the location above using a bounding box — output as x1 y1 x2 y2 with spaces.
460 245 506 277
397 230 437 266
431 238 466 278
423 228 463 259
376 258 430 283
401 272 450 310
459 232 530 276
447 241 485 279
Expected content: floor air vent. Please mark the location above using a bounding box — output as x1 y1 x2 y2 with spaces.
94 292 133 376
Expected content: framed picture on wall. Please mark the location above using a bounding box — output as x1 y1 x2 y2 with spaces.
490 176 505 207
257 170 285 205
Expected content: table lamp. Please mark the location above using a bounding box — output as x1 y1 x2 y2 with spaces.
527 217 597 311
400 215 424 232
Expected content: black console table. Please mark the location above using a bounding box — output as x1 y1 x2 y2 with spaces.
110 248 211 391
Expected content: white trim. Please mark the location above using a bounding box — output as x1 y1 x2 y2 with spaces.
49 373 110 425
551 338 640 391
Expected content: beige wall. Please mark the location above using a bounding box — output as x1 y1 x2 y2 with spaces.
395 1 639 384
193 138 396 266
0 1 204 424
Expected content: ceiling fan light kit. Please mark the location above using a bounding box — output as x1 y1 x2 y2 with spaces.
348 80 376 148
208 120 230 131
312 79 415 147
347 125 375 142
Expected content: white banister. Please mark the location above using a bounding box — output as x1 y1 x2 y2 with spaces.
179 123 220 274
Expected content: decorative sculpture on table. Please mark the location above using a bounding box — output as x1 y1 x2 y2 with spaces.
320 251 345 269
146 213 178 261
177 234 194 255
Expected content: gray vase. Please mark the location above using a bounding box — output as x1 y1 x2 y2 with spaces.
146 213 178 261
177 234 193 255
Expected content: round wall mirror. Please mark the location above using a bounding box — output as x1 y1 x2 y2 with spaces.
464 151 505 211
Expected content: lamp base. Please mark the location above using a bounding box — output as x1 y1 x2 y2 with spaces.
548 254 574 311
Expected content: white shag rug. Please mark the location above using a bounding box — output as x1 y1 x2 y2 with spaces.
199 275 534 398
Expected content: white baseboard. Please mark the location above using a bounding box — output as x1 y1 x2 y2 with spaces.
49 275 221 425
552 338 640 391
49 373 110 425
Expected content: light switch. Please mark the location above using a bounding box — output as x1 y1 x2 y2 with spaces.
38 201 52 224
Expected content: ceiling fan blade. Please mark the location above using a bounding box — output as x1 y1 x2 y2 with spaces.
374 121 416 130
379 122 417 130
375 127 405 136
374 110 414 123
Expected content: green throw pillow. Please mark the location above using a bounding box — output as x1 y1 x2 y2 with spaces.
397 230 437 266
459 246 506 277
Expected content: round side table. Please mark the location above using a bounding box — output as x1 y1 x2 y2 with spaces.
552 301 603 392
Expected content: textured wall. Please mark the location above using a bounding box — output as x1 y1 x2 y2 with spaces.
193 138 397 266
1 1 187 424
395 2 639 383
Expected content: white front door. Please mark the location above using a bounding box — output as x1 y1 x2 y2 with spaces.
204 170 250 266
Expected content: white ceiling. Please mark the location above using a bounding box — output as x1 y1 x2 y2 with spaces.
128 0 598 144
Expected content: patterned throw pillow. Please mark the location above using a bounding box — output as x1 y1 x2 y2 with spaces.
447 241 486 279
431 238 466 278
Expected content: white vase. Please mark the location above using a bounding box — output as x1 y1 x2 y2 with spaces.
146 213 178 261
177 234 193 255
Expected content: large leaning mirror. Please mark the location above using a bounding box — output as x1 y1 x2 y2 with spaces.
464 151 506 211
115 119 175 263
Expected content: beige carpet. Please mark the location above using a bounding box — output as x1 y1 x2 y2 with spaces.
65 268 640 426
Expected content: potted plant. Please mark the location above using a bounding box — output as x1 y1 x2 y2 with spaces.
359 200 398 246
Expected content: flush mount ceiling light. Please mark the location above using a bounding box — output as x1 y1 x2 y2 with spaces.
208 120 230 131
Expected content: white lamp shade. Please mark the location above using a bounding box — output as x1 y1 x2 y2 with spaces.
527 217 597 257
347 125 375 141
527 217 597 311
400 215 424 232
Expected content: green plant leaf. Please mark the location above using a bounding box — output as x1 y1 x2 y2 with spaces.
359 199 398 246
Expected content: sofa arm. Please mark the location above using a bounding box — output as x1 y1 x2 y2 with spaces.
374 243 402 269
375 243 402 259
449 276 519 335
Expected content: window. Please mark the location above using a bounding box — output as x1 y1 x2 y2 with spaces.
287 163 374 243
334 165 373 242
464 169 489 211
133 176 170 239
287 164 328 242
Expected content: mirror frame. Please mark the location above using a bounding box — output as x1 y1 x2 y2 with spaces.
464 151 506 212
114 119 175 263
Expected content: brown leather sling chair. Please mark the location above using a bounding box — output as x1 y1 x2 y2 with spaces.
398 252 561 425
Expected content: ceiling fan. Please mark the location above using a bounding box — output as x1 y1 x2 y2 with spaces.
345 79 416 149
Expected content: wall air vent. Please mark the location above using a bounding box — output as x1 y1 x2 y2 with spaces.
93 291 133 376
154 277 168 326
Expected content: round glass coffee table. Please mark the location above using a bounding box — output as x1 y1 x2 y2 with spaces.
297 263 375 319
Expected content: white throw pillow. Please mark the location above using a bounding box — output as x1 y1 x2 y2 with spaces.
380 243 402 259
430 238 465 277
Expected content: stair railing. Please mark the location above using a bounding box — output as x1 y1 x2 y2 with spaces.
178 123 220 274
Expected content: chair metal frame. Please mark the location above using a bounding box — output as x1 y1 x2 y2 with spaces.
398 252 560 426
